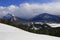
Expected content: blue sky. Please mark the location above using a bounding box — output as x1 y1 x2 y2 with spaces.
0 0 60 19
0 0 54 6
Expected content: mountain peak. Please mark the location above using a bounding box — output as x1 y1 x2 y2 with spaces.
41 13 49 15
6 13 15 17
31 13 60 22
40 13 51 16
3 13 16 22
40 13 52 18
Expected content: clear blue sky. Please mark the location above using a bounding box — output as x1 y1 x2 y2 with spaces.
0 0 54 6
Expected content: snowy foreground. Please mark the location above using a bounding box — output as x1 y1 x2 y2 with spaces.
0 23 60 40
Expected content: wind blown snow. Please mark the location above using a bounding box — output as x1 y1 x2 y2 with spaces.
0 23 60 40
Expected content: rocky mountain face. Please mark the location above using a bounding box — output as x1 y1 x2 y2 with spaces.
31 13 60 23
2 14 27 22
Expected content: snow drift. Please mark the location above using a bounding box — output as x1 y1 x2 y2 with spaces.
0 23 60 40
47 23 60 27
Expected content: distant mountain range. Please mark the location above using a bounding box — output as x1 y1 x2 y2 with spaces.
31 13 60 22
2 13 60 23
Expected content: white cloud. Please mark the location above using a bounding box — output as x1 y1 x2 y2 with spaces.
0 2 60 19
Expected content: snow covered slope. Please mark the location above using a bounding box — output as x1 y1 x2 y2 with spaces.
47 23 60 27
0 23 20 32
0 23 60 40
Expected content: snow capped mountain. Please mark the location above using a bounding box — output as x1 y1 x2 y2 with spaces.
2 13 28 22
31 13 60 22
3 14 16 22
2 13 60 23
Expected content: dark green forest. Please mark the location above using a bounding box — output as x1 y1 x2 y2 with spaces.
0 19 60 37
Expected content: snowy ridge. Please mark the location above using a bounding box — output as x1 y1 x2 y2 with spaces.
0 23 60 40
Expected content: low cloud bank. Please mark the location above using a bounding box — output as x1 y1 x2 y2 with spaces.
0 2 60 18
